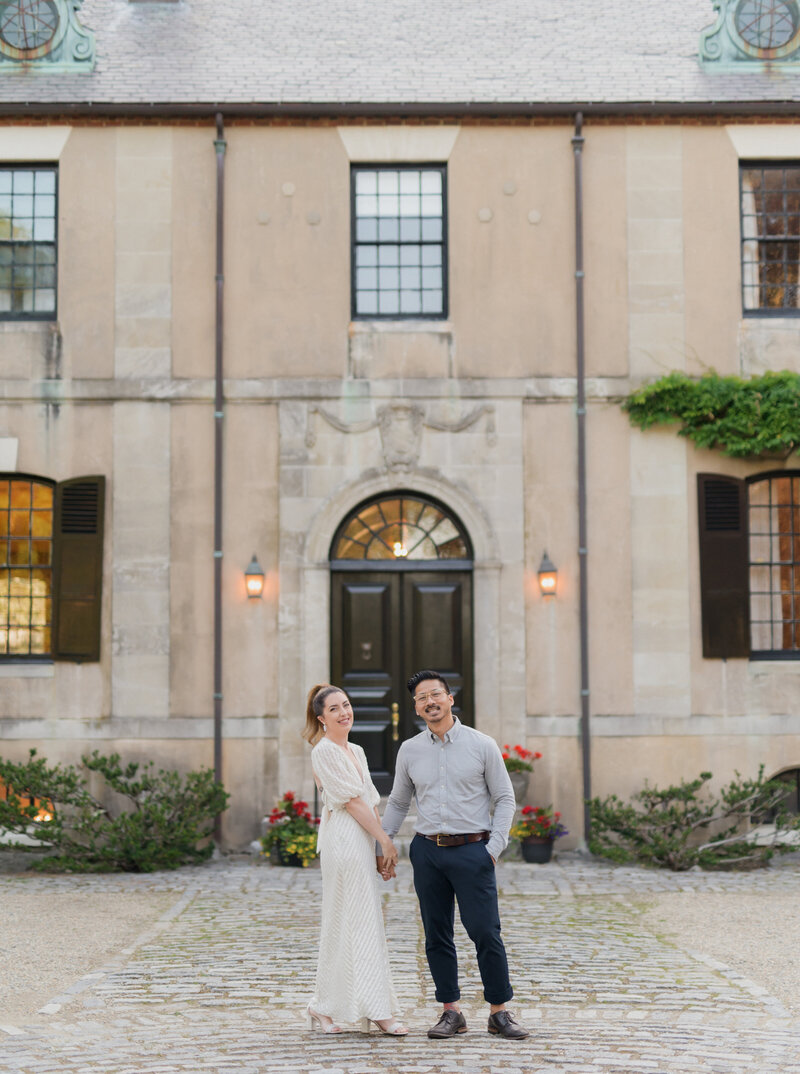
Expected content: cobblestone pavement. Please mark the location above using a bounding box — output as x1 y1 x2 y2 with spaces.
2 854 800 1073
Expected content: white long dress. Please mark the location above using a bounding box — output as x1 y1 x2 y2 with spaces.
308 736 400 1024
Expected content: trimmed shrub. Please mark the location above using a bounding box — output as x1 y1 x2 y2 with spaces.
588 767 800 871
0 749 229 872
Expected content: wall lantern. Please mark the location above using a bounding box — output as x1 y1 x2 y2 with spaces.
244 554 265 599
537 552 558 598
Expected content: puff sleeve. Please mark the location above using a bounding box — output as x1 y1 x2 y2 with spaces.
311 740 365 810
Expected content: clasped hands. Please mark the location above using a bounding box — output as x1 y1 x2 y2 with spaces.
376 844 397 881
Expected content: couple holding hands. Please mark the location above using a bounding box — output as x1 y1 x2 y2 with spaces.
303 670 529 1041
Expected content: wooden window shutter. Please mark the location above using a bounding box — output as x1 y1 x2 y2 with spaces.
52 476 105 662
697 473 749 659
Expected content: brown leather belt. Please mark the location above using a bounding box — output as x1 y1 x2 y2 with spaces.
419 831 491 847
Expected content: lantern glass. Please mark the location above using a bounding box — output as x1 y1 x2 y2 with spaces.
244 555 265 599
537 553 557 598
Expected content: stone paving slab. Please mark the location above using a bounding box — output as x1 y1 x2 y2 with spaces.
1 854 799 1073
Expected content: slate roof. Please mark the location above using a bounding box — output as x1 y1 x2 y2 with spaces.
2 0 800 112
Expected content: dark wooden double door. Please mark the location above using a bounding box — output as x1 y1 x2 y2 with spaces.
331 569 473 794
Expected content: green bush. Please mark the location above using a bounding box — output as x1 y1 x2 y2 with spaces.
0 749 229 872
588 767 800 871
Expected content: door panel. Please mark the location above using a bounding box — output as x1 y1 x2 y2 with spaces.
331 569 473 791
403 573 472 729
331 574 400 792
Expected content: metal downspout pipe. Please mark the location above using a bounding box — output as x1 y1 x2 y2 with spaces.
213 113 227 841
572 113 592 844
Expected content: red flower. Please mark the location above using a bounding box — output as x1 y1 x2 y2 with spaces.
522 805 534 815
284 791 295 801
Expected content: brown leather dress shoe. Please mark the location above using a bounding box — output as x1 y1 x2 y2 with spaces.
427 1009 468 1038
487 1010 529 1039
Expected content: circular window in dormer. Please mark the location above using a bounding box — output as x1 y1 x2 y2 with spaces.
733 0 800 58
0 0 66 61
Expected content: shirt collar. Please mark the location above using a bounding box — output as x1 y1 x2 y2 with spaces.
427 714 461 744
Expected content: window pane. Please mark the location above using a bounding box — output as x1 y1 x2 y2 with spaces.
749 474 800 652
31 510 52 538
399 218 421 241
10 482 31 508
378 218 399 242
356 218 378 242
31 540 51 565
9 540 29 565
356 267 377 289
400 267 421 289
353 166 445 320
356 194 378 217
9 627 30 654
421 218 442 241
355 171 377 194
377 171 399 195
356 291 378 315
356 245 378 267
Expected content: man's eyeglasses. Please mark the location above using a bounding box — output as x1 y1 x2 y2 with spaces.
413 689 447 705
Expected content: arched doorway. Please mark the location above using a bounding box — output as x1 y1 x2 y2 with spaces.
330 491 473 793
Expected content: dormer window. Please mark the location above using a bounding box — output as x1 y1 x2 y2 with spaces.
0 0 95 71
734 0 800 56
700 0 800 66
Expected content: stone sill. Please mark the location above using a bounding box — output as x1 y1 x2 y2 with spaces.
0 662 54 678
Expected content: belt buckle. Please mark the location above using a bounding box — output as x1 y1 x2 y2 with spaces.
436 833 447 847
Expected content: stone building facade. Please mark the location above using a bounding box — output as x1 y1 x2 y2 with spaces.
1 1 799 845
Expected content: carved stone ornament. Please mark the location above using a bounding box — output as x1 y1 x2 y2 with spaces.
376 404 424 471
304 402 496 472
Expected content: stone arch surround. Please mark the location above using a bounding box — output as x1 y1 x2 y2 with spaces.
304 470 499 566
279 468 524 798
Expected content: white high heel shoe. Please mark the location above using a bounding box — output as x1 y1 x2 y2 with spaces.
360 1016 409 1036
307 1006 342 1034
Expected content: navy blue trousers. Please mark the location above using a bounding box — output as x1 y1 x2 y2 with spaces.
409 834 513 1005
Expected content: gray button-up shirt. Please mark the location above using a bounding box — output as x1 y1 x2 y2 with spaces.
381 717 516 862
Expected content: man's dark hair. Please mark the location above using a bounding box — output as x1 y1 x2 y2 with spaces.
407 669 450 696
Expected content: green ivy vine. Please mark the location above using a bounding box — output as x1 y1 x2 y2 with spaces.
622 370 800 459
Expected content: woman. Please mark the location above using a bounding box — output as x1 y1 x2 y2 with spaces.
303 683 408 1036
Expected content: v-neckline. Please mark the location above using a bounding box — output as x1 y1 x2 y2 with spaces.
329 739 363 780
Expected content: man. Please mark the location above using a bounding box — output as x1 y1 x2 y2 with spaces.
379 669 529 1040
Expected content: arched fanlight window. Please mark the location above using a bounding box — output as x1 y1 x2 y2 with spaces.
331 493 471 561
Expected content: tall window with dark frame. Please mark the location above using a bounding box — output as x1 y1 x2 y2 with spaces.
0 165 57 320
0 476 54 657
351 165 446 319
0 472 105 663
741 163 800 313
749 473 800 656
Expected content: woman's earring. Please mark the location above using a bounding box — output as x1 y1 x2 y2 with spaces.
321 724 327 732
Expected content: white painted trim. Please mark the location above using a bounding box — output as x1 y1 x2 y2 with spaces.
726 125 800 160
0 663 53 678
337 125 460 162
0 437 19 470
0 127 71 161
